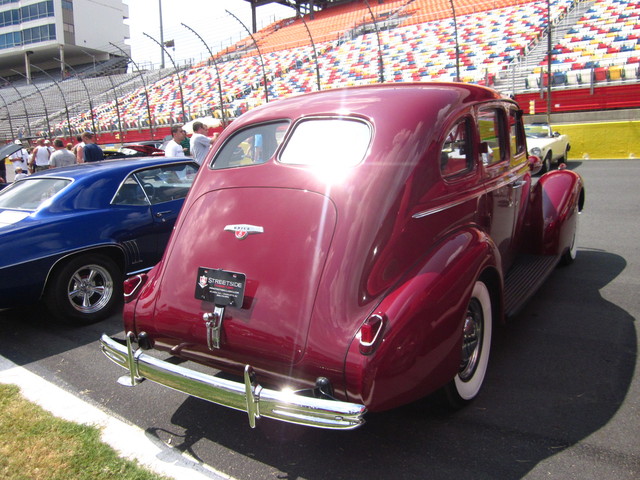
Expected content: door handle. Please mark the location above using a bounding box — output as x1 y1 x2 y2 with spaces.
155 210 172 222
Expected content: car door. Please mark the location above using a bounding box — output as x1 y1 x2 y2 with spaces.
111 176 158 269
135 162 199 259
477 105 524 272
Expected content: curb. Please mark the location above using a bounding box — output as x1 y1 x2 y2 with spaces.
0 355 231 480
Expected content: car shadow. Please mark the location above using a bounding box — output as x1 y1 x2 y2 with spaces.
154 249 635 479
0 302 123 367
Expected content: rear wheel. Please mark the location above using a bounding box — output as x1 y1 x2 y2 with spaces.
45 254 123 324
443 280 493 409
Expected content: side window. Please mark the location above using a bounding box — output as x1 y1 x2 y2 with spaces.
440 117 474 178
112 177 148 206
478 108 507 165
133 163 199 204
508 108 526 157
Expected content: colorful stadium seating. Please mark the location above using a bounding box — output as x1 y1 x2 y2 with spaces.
55 0 640 134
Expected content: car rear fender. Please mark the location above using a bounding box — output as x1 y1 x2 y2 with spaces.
343 226 501 411
526 169 584 256
42 245 126 297
122 260 163 334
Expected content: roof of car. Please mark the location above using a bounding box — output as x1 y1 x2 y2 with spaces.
24 156 195 181
227 82 508 133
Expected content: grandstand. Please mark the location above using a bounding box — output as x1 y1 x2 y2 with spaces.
0 0 638 144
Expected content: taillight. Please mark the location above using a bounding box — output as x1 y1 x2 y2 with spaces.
359 314 386 355
123 273 147 303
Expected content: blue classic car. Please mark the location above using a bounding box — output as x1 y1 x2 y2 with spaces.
0 157 199 323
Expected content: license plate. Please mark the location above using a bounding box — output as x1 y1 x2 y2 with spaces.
195 268 246 307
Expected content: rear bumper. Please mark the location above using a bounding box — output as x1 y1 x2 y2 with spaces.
100 333 366 430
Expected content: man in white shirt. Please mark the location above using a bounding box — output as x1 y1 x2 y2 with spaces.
9 140 29 172
164 125 187 157
30 138 51 172
189 121 217 165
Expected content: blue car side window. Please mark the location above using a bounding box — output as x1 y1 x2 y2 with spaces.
112 178 149 206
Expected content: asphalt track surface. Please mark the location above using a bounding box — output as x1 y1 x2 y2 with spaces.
1 159 638 480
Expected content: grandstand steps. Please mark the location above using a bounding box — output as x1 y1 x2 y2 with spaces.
496 0 596 94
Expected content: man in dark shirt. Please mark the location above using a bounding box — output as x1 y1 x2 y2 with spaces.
81 131 104 163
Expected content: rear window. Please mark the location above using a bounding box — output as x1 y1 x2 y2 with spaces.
211 121 288 170
280 118 370 167
0 178 71 211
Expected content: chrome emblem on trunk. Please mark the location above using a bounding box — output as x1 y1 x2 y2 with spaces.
224 224 264 240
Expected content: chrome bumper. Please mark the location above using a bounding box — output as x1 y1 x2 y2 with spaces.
99 333 366 430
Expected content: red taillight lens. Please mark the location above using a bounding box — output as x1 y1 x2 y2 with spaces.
123 274 147 303
359 314 386 355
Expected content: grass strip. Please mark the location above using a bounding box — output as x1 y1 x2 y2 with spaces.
0 383 170 480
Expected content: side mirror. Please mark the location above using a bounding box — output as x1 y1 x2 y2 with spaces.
528 155 543 175
553 131 560 137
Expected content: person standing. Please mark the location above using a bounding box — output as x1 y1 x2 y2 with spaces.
81 132 104 163
164 125 187 157
30 138 51 172
73 135 84 163
49 138 77 169
9 140 29 173
189 122 217 165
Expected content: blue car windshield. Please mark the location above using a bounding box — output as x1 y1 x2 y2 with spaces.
0 178 71 211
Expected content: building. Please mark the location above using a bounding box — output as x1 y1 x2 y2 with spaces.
0 0 130 79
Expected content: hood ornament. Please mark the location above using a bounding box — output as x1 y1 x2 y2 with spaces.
224 224 264 240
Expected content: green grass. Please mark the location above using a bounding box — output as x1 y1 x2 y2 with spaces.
0 383 170 480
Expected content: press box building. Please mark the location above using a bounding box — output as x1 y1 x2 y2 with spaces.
0 0 130 79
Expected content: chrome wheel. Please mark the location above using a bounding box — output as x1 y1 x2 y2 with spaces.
46 254 123 324
66 263 114 314
444 280 493 406
459 298 483 381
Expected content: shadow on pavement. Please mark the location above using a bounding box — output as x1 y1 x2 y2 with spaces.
0 302 123 367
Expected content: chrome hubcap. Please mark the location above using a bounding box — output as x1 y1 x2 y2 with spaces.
67 264 113 314
459 298 483 381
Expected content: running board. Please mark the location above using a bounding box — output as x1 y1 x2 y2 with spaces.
504 254 560 318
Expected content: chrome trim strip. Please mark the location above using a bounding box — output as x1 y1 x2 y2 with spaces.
100 334 366 430
412 191 481 219
413 174 524 219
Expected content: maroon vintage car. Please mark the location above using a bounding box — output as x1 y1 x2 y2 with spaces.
101 83 584 430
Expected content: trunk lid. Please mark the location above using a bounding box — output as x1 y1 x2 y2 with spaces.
150 186 337 367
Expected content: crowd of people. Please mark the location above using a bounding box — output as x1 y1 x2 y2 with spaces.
0 121 218 185
0 131 106 184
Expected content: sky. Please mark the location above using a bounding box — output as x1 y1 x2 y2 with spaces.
122 0 294 69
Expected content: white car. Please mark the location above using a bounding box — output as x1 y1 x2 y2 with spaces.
525 123 571 173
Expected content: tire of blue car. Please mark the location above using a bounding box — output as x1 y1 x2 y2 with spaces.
45 253 123 324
